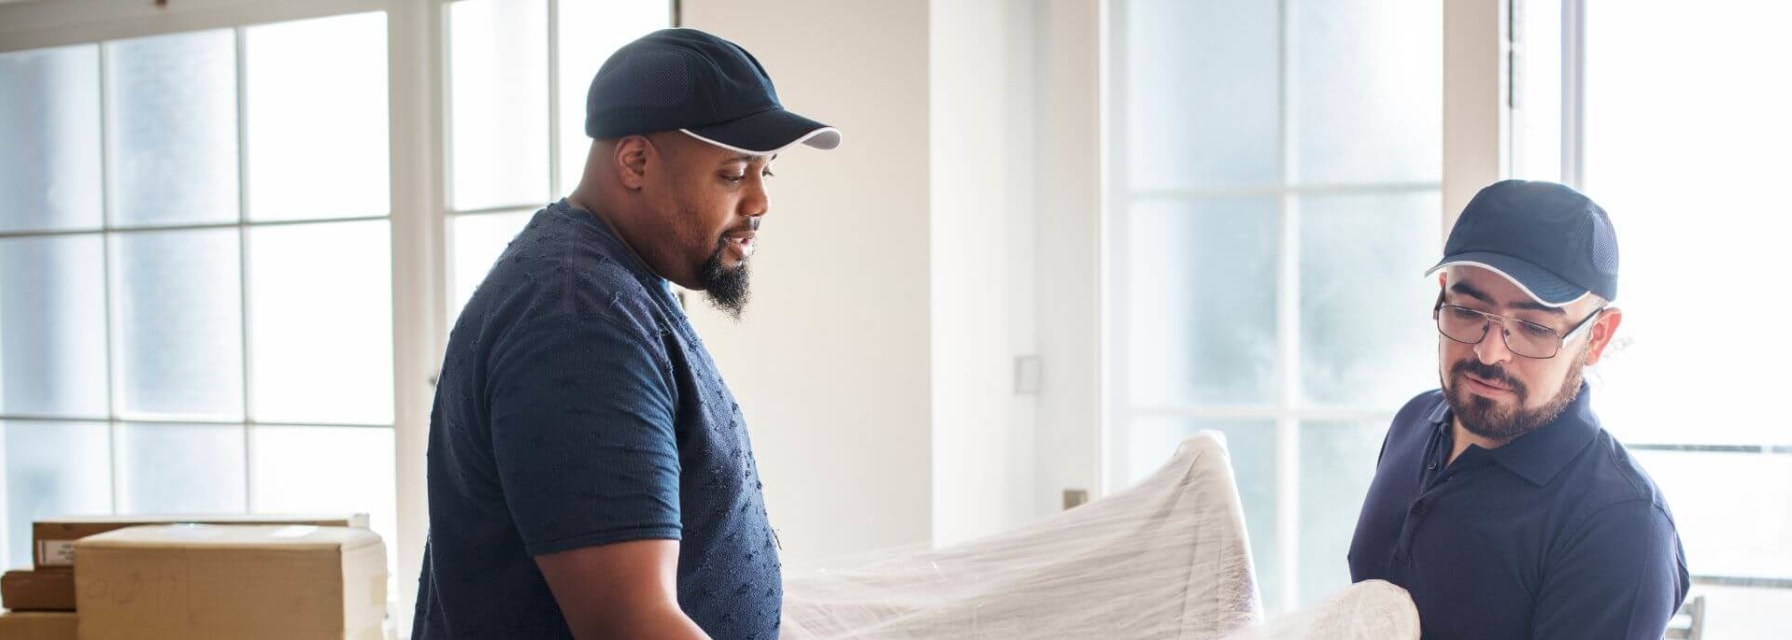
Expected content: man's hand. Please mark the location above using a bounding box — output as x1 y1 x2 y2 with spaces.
535 539 712 640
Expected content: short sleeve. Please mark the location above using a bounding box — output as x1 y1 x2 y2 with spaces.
488 307 683 557
1530 500 1688 640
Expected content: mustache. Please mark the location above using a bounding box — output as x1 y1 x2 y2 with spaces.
715 218 760 246
1451 359 1527 397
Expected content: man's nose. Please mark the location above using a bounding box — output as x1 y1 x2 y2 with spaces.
1474 322 1515 365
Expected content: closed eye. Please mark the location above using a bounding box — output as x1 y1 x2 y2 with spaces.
1516 321 1558 340
1445 306 1485 322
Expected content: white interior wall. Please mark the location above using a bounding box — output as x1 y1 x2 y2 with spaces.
680 0 937 566
1031 0 1106 510
686 0 1105 559
928 0 1040 547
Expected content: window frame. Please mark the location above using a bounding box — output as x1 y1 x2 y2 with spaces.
1511 0 1792 595
0 3 678 635
1104 0 1449 614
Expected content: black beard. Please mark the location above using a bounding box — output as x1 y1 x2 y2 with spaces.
698 245 750 319
1443 348 1586 443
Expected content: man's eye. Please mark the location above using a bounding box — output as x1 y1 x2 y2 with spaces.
1518 322 1557 339
762 168 776 178
1446 307 1483 322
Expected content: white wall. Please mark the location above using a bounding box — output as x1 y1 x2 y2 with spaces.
686 0 1109 560
927 0 1038 546
1030 0 1106 510
681 0 937 566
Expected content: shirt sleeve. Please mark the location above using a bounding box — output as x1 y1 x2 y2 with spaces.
487 306 684 557
1530 499 1689 640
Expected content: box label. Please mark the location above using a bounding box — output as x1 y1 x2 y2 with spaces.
36 540 74 567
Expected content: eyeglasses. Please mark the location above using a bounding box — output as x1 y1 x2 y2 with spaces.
1432 293 1605 359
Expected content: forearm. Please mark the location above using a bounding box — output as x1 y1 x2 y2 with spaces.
566 602 712 640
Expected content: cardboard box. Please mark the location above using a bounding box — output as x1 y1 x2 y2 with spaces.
2 570 76 611
32 513 368 570
74 525 387 640
0 611 77 640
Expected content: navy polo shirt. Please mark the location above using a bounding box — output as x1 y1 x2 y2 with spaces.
413 200 782 639
1349 384 1688 639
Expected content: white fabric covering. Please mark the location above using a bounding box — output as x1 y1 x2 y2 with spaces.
781 432 1263 639
1222 580 1420 640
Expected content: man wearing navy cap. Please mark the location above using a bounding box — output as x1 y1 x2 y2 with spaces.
414 28 839 639
1349 180 1688 639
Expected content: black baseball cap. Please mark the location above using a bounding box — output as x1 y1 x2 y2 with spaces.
585 28 840 154
1425 180 1620 306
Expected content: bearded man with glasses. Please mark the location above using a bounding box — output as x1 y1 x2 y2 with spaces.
1347 180 1688 640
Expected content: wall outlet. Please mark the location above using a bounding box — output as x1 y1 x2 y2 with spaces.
1062 488 1089 510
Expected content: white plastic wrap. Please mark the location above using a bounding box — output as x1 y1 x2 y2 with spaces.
781 432 1263 639
1222 580 1420 640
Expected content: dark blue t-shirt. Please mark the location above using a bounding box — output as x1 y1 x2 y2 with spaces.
413 200 781 639
1349 384 1688 639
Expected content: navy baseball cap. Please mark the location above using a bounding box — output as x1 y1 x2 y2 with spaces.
585 28 840 154
1425 180 1620 306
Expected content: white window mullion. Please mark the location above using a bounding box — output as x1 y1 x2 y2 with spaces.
1103 0 1134 496
1274 0 1303 614
97 36 121 517
545 0 561 199
387 1 447 637
1558 0 1586 190
235 24 257 515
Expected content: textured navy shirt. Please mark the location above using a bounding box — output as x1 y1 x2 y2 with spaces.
414 200 781 639
1349 384 1688 639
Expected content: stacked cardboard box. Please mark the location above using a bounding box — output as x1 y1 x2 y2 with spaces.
31 513 370 571
74 524 387 640
0 513 374 640
0 610 78 640
1 569 76 611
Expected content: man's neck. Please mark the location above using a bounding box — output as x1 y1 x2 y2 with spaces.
1448 419 1506 466
565 191 659 279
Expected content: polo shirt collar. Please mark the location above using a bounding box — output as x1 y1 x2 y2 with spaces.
1429 382 1601 486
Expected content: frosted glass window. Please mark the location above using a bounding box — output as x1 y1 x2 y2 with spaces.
1573 6 1792 637
251 426 396 563
1293 0 1442 185
1112 0 1447 615
1122 0 1279 191
116 422 247 515
2 420 111 571
105 29 240 227
112 229 244 420
1125 198 1278 406
244 12 389 221
451 0 549 210
1695 585 1792 640
555 0 670 192
449 211 532 322
1299 192 1441 407
1632 450 1792 580
247 221 393 425
1124 418 1279 609
0 236 109 418
1580 0 1792 447
1297 421 1385 606
0 45 102 232
1512 0 1564 182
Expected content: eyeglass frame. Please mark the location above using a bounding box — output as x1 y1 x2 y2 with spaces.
1431 291 1606 359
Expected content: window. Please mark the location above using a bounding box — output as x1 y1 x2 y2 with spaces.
0 12 396 569
444 0 671 323
1514 1 1792 636
1107 0 1443 613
